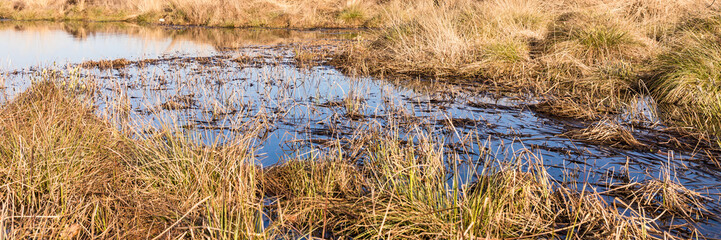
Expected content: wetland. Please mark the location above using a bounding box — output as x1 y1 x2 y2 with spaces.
2 5 721 239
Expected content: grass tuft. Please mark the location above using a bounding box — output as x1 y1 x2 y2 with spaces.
0 82 264 239
650 35 721 112
562 118 647 149
338 4 365 25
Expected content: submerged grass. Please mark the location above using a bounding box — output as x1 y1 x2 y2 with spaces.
330 0 721 145
561 118 647 149
263 130 667 239
4 0 721 141
0 75 716 238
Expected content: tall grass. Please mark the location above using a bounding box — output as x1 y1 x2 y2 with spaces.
335 0 545 78
331 0 720 142
263 128 665 239
651 34 721 112
0 82 264 239
1 79 712 238
0 82 137 238
644 16 721 137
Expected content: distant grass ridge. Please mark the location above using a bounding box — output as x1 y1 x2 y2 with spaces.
0 0 380 28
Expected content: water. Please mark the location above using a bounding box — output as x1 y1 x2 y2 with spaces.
1 21 720 238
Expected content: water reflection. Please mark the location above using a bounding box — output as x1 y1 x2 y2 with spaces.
0 21 356 70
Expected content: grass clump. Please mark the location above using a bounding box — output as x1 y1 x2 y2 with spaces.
335 0 544 79
650 37 721 113
264 156 364 236
608 164 713 228
263 130 661 239
0 81 264 239
561 118 647 149
129 131 264 239
543 12 646 64
646 16 721 137
0 82 138 238
338 4 366 26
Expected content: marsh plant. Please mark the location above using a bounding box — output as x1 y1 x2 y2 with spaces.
0 79 715 238
5 0 719 141
331 0 721 143
2 1 721 236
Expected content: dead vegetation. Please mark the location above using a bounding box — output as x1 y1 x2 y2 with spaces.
81 58 132 69
0 0 381 28
606 164 714 225
561 118 647 149
1 80 716 238
330 0 721 146
0 82 263 239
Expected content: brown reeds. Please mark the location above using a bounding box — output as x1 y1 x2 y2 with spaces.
1 77 715 238
561 118 647 149
1 0 381 28
0 82 264 239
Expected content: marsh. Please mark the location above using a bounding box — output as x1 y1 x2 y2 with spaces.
1 1 721 238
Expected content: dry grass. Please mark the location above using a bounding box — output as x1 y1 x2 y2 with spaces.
607 163 713 226
0 0 383 28
334 0 546 79
5 0 721 139
263 156 365 236
561 118 647 149
0 79 714 238
262 133 663 239
650 16 721 114
82 58 132 69
0 82 264 239
0 82 139 238
331 0 721 143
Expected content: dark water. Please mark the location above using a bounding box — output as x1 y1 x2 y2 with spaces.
1 21 720 238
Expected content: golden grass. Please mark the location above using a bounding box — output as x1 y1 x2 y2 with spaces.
262 134 662 239
5 0 721 139
561 118 647 149
0 82 264 239
650 17 721 114
330 0 721 143
0 82 139 238
1 0 382 28
0 80 713 238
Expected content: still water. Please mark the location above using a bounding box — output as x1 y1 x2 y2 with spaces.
1 21 719 237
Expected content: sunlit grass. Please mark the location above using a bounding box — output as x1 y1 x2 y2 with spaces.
0 77 713 238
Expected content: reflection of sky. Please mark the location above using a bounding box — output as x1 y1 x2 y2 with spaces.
0 29 217 70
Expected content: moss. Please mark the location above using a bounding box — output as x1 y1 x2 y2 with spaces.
338 5 365 25
483 41 529 63
135 12 160 24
